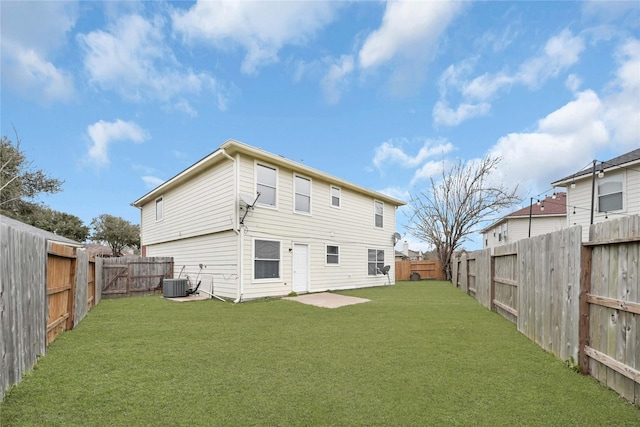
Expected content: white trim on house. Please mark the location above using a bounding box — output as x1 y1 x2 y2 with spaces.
252 237 282 283
330 185 341 209
325 243 340 266
293 172 312 215
255 161 279 209
155 196 163 222
374 200 384 229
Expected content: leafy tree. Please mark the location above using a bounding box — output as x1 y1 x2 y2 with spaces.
405 156 520 280
0 133 63 219
23 205 90 242
91 214 140 256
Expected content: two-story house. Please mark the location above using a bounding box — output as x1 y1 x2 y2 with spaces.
551 148 640 242
480 193 567 249
132 140 405 302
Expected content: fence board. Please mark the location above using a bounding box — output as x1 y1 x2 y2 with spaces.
395 259 443 281
0 222 47 399
74 249 89 327
101 257 173 297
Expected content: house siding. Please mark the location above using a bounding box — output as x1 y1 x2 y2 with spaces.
140 159 235 246
565 169 640 241
145 230 238 299
237 154 395 300
483 216 566 249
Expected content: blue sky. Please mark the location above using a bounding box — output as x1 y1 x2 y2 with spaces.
1 1 639 250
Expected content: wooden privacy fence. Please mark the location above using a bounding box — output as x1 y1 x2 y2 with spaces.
452 216 640 405
395 259 444 281
101 257 174 297
1 224 104 399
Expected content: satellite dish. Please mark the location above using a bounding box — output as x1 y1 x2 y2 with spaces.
240 193 257 207
393 232 402 244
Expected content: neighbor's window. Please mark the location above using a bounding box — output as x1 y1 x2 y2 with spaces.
367 249 385 276
331 186 341 208
256 163 277 207
254 239 280 280
155 197 163 221
598 175 623 212
374 200 384 228
294 175 311 214
326 245 339 265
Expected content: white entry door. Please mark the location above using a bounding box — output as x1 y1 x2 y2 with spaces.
292 243 309 293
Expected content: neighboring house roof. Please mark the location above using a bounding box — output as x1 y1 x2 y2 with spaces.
395 250 408 259
552 149 640 186
480 193 566 233
132 139 406 208
0 214 82 247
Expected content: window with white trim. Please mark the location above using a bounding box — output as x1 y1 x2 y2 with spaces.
331 186 341 208
294 175 311 214
367 249 385 276
254 239 280 280
374 200 384 228
256 163 277 207
326 245 339 265
155 197 163 221
598 175 623 212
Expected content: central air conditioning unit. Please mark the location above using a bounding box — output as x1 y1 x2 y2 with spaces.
163 278 188 298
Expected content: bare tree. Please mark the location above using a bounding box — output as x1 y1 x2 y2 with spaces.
405 156 520 280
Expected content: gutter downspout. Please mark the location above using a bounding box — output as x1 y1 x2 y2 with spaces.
219 149 243 303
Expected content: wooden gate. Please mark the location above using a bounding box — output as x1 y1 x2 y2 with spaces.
101 257 173 297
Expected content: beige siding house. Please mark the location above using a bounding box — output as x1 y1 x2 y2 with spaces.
551 149 640 242
132 140 405 301
481 193 567 249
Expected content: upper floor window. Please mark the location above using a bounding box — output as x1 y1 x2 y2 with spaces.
374 200 384 228
331 186 341 208
256 163 277 207
294 175 311 214
598 175 623 212
155 197 163 221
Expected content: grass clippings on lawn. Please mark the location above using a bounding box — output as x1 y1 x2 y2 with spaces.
1 281 639 426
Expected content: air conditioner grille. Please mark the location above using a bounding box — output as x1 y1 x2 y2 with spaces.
163 278 188 298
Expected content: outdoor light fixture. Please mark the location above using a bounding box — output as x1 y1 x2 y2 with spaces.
598 168 604 178
571 180 576 189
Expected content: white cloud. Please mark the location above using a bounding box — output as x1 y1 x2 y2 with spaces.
321 55 354 104
517 29 585 88
0 1 77 103
358 0 463 70
411 160 451 186
142 175 165 188
172 1 337 75
484 37 639 194
432 100 491 127
488 90 610 192
78 14 220 108
565 74 582 92
373 139 454 169
86 119 149 167
602 38 640 147
436 29 585 127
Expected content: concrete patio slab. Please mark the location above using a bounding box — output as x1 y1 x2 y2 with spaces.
283 292 370 308
164 294 210 302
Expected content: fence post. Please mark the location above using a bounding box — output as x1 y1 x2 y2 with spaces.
490 254 496 311
578 244 592 375
65 247 77 331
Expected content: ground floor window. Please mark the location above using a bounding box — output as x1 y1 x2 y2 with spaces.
255 239 280 279
368 249 384 276
326 245 339 265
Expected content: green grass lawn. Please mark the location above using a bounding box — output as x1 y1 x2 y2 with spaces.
2 281 639 426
